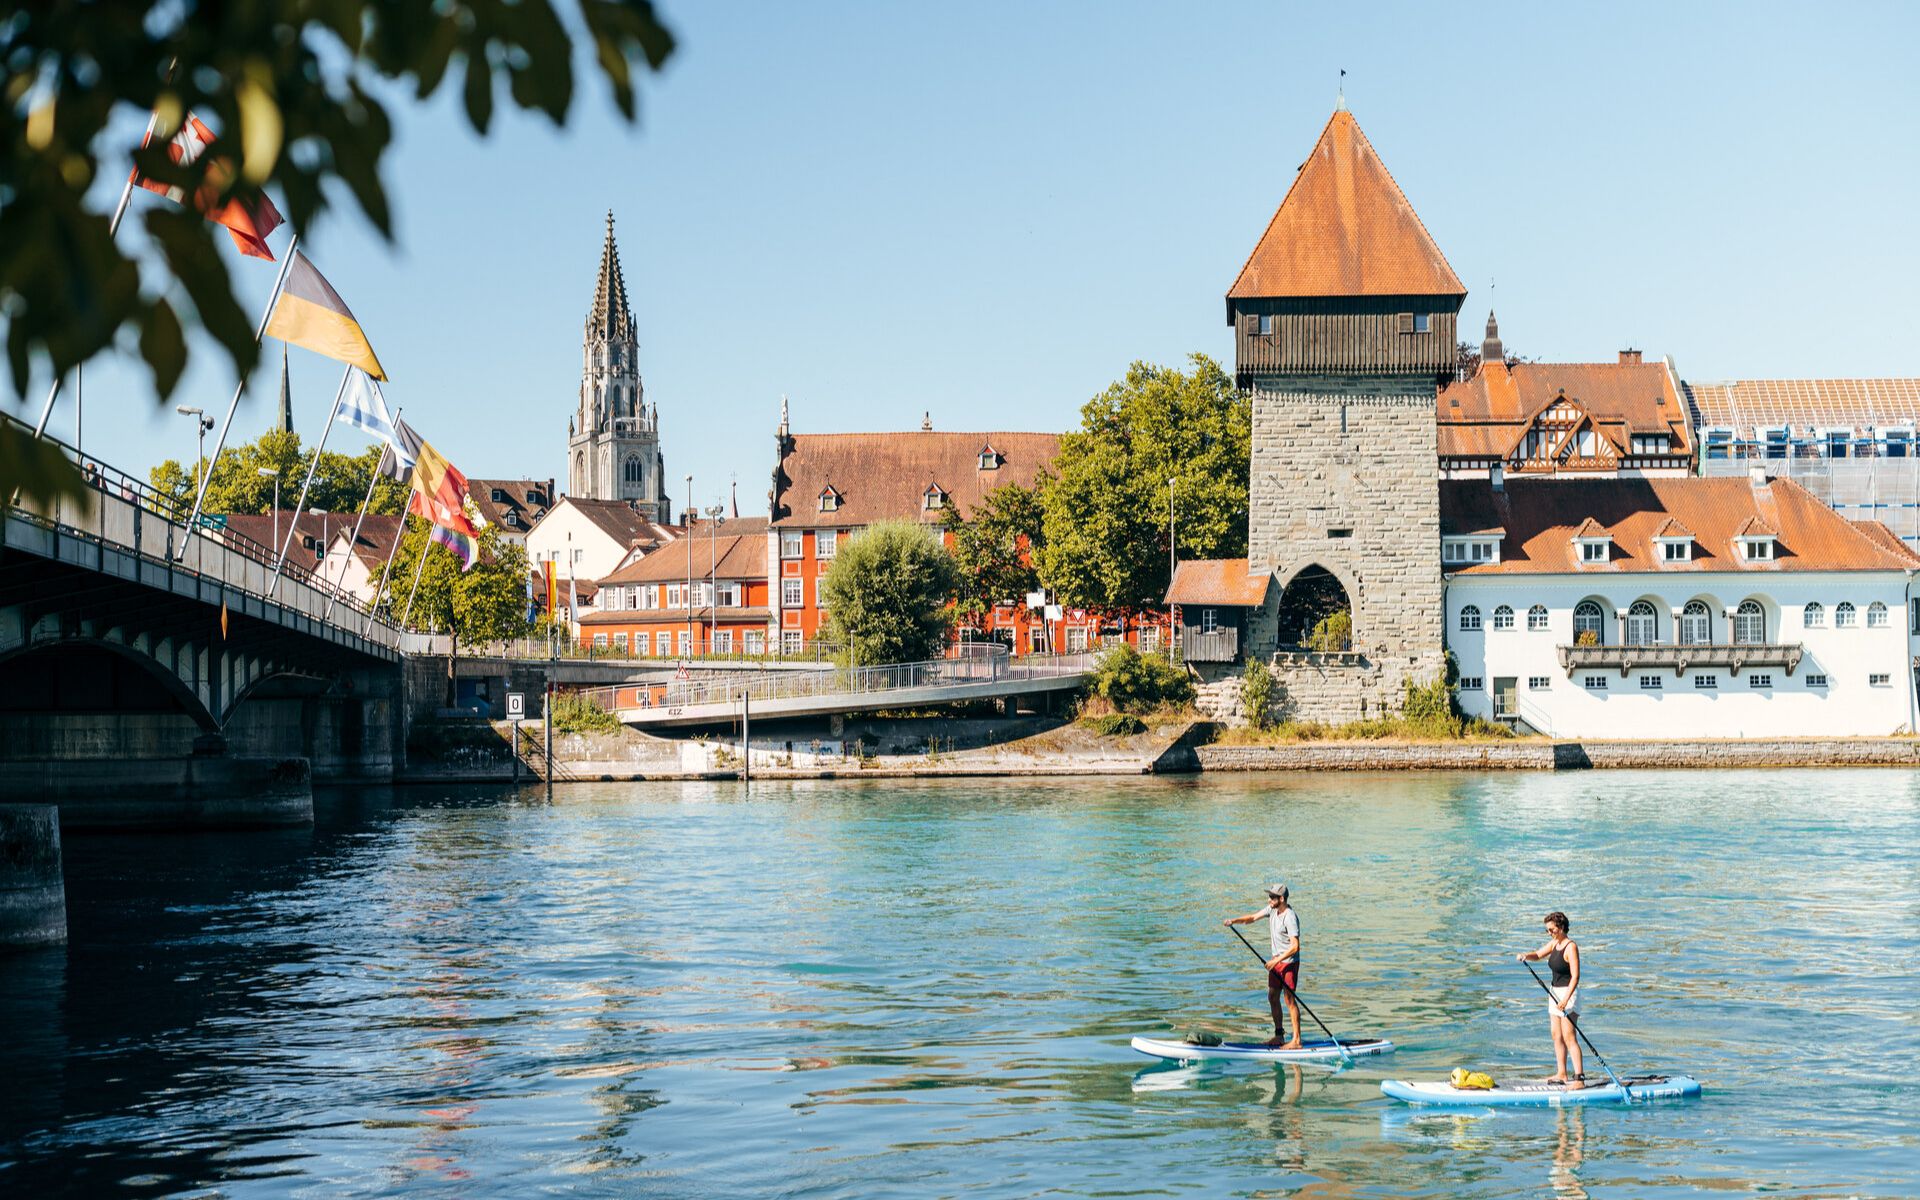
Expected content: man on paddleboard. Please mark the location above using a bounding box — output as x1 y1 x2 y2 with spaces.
1225 883 1302 1049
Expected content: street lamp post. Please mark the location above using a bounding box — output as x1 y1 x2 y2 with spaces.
683 474 694 660
258 467 280 558
177 406 214 518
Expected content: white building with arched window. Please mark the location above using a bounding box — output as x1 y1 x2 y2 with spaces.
1441 473 1920 737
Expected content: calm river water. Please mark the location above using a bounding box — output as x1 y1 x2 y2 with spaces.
2 772 1916 1197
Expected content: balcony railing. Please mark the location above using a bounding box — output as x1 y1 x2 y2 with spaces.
1180 627 1239 662
1556 642 1805 677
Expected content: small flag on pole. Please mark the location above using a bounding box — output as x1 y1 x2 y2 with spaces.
220 596 230 639
408 437 478 571
265 252 388 380
376 418 424 484
131 113 284 259
339 369 399 444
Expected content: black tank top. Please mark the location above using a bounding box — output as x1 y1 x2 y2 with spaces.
1547 943 1572 988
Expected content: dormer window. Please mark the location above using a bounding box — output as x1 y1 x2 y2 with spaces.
1658 538 1691 563
504 511 518 527
1738 536 1776 562
491 488 506 503
1579 541 1608 563
1630 434 1670 455
977 446 1001 471
1441 533 1503 565
818 486 841 513
923 485 947 511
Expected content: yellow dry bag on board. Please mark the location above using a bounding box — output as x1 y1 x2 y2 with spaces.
1449 1068 1496 1090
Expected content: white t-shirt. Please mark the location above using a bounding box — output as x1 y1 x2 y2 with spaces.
1266 904 1300 961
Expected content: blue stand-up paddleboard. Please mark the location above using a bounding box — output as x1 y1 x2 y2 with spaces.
1380 1073 1702 1107
1131 1035 1393 1063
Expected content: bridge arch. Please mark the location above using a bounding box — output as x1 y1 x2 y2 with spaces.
0 639 219 730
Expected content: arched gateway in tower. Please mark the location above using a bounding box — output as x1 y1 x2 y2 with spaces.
568 212 671 518
1232 107 1464 716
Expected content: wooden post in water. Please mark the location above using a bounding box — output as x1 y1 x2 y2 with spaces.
741 689 750 783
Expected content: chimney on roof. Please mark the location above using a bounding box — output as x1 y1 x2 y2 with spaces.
921 411 932 432
1481 310 1503 365
1748 464 1770 492
1619 349 1642 365
1490 463 1504 494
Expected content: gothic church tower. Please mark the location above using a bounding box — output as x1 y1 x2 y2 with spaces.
1231 107 1464 716
569 212 670 518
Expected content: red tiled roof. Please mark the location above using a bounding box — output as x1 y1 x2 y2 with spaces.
773 430 1060 529
578 606 770 627
600 527 765 585
215 510 357 562
1686 379 1920 433
1437 359 1690 462
1650 517 1694 540
1227 109 1463 303
1849 520 1920 565
469 478 555 533
1164 559 1271 606
1440 476 1918 574
558 497 681 549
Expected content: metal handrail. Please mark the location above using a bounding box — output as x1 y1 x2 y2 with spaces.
581 648 1095 712
3 412 396 633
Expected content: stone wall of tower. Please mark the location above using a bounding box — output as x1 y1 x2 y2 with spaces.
1244 374 1446 718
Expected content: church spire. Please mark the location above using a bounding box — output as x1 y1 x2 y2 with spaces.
1481 309 1504 365
276 344 293 433
587 209 634 342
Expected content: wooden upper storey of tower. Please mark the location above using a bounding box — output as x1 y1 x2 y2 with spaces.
1228 110 1464 379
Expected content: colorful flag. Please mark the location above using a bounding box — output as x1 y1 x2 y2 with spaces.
131 113 284 260
544 560 558 617
408 437 477 571
339 369 399 444
264 251 388 380
377 418 424 483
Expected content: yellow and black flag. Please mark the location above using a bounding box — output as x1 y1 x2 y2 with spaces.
264 251 388 380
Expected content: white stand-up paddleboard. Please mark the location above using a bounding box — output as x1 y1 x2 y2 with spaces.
1380 1073 1701 1107
1131 1035 1393 1063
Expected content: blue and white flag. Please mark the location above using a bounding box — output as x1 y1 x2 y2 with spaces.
339 368 399 444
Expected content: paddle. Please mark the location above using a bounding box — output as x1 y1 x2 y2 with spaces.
1227 923 1353 1064
1521 959 1627 1098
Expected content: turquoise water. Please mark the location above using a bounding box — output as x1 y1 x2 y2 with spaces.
2 771 1916 1197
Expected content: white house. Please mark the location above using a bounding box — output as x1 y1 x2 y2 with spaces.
1442 471 1920 738
525 496 679 584
315 514 405 607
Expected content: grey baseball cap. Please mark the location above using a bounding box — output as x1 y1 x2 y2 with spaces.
1265 882 1289 899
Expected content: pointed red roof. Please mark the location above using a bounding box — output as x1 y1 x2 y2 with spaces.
1571 517 1610 539
1228 110 1464 303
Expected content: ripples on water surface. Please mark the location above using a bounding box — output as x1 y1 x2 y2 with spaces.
1 772 1916 1197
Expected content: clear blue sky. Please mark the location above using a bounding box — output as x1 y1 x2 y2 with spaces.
19 1 1920 512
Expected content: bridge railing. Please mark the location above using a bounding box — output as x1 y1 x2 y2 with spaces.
578 647 1095 713
4 414 401 647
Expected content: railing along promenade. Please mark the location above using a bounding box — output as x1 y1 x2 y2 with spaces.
578 644 1095 717
3 414 402 654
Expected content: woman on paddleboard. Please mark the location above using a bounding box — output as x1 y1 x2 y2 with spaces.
1225 883 1302 1049
1516 911 1584 1085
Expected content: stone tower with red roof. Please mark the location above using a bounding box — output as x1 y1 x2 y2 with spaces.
1228 107 1464 718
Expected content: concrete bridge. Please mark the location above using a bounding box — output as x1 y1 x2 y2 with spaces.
0 424 408 827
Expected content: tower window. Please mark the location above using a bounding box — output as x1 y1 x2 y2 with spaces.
1257 314 1274 336
1413 313 1431 334
624 455 643 485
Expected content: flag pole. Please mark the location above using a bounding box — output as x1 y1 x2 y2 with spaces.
30 105 163 443
180 233 300 554
401 526 433 629
268 361 350 596
323 402 400 621
364 505 412 637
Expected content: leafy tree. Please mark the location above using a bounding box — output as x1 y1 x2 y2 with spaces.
1086 642 1194 714
1239 657 1275 730
149 429 409 516
819 520 961 666
2 2 675 505
1037 355 1250 612
377 516 532 700
944 482 1045 627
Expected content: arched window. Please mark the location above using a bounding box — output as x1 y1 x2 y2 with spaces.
1679 600 1711 646
1527 604 1548 631
624 454 643 484
1868 601 1889 628
1835 601 1856 628
1459 605 1481 632
1574 601 1605 645
1804 602 1825 628
1492 604 1514 630
1625 600 1658 645
1734 600 1766 644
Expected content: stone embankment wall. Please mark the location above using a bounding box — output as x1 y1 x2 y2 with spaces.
1198 738 1920 771
0 805 66 948
1192 652 1443 727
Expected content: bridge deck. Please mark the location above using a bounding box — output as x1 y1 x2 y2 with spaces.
595 652 1093 728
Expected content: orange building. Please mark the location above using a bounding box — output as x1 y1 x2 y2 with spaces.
580 517 771 656
766 409 1168 657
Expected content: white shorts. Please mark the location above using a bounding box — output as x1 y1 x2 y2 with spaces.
1548 985 1579 1018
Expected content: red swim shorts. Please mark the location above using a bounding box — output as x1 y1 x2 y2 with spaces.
1268 961 1299 993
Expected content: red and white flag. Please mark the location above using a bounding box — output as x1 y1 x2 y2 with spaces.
131 113 284 260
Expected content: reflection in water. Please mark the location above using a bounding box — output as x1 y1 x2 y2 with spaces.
0 774 1915 1197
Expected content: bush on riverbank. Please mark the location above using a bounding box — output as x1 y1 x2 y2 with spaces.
1087 643 1194 713
551 691 621 734
1079 713 1148 737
